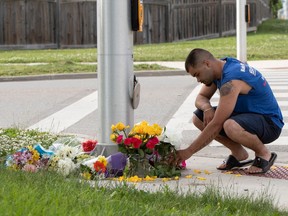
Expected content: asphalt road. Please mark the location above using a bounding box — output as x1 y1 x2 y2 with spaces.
1 70 287 163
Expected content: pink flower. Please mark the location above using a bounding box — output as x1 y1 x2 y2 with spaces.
146 137 159 149
123 137 142 149
124 138 132 145
181 160 186 169
131 137 142 149
22 164 37 173
116 135 123 144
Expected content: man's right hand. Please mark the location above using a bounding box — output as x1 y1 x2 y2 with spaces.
203 108 215 126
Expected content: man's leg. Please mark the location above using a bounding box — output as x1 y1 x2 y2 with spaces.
193 115 250 169
223 119 271 173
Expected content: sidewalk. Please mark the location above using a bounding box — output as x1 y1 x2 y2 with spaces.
129 155 288 211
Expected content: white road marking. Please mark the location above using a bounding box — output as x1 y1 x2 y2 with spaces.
28 91 98 133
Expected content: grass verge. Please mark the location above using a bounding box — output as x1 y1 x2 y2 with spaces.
0 166 287 216
0 19 287 77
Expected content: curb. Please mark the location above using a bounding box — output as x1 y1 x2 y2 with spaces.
0 70 187 82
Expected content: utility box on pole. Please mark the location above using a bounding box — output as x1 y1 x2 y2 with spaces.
96 0 135 156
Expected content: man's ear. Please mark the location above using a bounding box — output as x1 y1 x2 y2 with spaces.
203 59 210 67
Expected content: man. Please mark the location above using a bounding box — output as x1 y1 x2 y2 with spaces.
176 48 284 174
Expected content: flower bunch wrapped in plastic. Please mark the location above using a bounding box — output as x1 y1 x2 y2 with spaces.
80 155 109 180
81 139 97 153
110 121 162 157
110 121 182 177
5 145 52 172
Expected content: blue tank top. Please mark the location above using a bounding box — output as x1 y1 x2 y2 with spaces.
215 57 284 129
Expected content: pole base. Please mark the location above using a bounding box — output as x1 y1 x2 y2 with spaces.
92 143 118 157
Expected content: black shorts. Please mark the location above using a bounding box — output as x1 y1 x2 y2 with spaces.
193 108 282 144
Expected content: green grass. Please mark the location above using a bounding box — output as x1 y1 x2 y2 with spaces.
0 19 287 77
0 63 171 76
0 166 286 216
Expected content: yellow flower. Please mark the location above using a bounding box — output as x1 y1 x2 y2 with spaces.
111 124 116 132
117 176 125 182
151 123 162 135
174 176 180 180
204 170 212 175
27 145 34 151
162 178 171 182
115 122 126 131
224 171 233 174
185 175 193 178
97 156 108 167
196 176 206 181
143 176 155 181
193 169 201 174
133 135 142 140
110 133 117 142
127 175 142 182
82 172 92 180
31 149 40 163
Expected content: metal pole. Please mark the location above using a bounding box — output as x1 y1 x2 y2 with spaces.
96 0 134 156
236 0 247 62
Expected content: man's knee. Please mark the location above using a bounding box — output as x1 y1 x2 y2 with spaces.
223 119 240 136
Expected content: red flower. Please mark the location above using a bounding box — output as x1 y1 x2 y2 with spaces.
146 137 159 149
124 138 132 145
116 135 123 144
82 140 97 152
93 161 106 173
123 137 142 149
131 137 142 149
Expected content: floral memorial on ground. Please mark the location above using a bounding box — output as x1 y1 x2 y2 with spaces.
4 121 185 180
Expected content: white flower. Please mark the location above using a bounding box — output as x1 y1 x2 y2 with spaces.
56 158 76 176
55 145 79 159
162 127 183 150
81 156 99 170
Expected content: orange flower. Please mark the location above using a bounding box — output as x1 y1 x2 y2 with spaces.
93 161 106 173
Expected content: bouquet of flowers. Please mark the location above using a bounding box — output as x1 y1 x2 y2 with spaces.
81 139 97 153
80 155 109 180
5 144 52 172
110 121 182 177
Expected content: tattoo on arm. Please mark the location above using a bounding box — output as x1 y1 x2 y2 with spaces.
220 81 234 96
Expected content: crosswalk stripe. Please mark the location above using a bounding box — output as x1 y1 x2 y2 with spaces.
28 91 98 133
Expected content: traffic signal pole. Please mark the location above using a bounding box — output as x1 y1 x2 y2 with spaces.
96 0 134 156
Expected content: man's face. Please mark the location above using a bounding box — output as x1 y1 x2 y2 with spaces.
187 61 214 86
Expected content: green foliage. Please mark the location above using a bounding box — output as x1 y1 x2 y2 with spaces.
269 0 283 18
0 167 287 215
256 19 288 34
0 128 59 158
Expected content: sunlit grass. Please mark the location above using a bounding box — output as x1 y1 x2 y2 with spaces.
0 19 287 76
0 164 286 216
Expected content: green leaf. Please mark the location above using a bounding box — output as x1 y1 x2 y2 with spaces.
138 149 145 158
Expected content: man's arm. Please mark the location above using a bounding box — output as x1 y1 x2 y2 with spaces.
195 84 217 111
176 80 244 162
